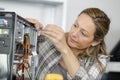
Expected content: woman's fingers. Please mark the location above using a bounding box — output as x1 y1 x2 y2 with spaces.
43 24 67 53
43 24 65 44
25 18 43 30
25 18 43 36
44 24 63 34
44 29 57 39
44 24 62 36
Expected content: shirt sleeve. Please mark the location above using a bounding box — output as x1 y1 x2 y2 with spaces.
74 55 108 80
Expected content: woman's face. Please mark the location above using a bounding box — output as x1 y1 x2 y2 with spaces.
68 13 96 50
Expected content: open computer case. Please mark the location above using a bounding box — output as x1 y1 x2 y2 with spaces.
0 11 37 80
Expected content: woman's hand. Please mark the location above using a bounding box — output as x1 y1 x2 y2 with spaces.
25 18 43 36
44 25 80 78
44 24 68 54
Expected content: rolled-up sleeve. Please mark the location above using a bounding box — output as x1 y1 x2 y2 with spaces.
74 55 108 80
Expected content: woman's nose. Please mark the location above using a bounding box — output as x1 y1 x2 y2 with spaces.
71 29 79 40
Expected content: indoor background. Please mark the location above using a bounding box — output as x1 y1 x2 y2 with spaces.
0 0 120 80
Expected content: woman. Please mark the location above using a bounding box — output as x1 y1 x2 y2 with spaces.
27 7 110 80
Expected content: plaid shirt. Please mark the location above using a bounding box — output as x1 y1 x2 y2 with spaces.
36 33 108 80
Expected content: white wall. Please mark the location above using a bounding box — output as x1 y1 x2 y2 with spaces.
66 0 120 52
0 0 65 29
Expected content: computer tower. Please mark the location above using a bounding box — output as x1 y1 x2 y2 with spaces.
0 11 37 80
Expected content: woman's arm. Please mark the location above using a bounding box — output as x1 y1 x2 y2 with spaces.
43 24 80 78
61 47 80 78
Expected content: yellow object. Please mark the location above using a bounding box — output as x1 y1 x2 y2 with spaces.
45 74 63 80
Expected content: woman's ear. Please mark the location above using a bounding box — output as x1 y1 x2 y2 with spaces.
91 39 102 46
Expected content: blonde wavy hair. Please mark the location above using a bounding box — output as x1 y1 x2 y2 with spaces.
79 8 110 72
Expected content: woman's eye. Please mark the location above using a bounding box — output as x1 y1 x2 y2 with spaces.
73 24 77 28
81 32 87 37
